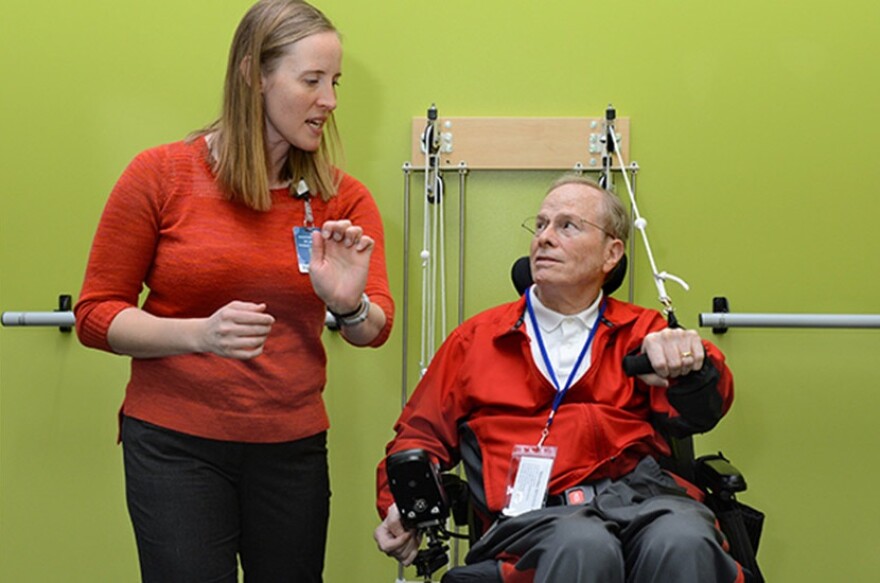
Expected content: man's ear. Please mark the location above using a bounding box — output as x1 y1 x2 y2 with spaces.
602 238 625 275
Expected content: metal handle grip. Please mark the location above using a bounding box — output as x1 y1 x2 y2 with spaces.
1 294 74 332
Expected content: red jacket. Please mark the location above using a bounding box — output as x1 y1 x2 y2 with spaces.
377 294 733 517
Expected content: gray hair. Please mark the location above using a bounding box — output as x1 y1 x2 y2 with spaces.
546 174 631 242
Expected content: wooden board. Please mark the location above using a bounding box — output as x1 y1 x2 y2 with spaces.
410 116 631 170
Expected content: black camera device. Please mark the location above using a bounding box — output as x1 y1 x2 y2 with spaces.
386 448 461 580
387 448 450 530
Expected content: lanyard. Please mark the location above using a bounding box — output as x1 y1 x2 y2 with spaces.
295 179 314 227
303 197 314 227
526 288 606 446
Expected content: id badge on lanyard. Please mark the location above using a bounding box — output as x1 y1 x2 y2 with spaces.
502 444 557 517
500 291 607 517
292 180 317 274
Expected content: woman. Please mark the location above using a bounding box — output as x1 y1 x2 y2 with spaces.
75 1 393 581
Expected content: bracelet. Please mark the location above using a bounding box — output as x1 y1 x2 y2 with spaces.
329 293 370 327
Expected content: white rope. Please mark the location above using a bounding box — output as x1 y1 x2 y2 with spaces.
429 175 439 359
608 128 689 310
418 114 449 376
437 174 448 342
419 120 434 376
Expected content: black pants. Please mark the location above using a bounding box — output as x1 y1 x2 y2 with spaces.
121 416 330 583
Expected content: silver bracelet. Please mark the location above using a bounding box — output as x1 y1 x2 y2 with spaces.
329 293 370 327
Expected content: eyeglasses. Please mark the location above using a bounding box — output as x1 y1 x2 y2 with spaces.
521 214 613 239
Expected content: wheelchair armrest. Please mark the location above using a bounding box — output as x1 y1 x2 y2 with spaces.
441 472 471 527
695 452 747 497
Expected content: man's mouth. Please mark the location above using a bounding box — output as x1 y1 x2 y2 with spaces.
533 256 562 267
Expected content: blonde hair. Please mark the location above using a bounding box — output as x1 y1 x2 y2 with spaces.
192 0 341 210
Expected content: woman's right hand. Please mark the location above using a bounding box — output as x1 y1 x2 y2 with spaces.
201 301 275 359
107 301 274 360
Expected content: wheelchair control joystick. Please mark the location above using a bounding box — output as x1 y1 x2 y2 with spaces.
386 448 462 581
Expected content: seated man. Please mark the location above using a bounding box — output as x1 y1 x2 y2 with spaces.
374 174 744 583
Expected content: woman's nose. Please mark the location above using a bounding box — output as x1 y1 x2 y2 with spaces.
319 82 337 111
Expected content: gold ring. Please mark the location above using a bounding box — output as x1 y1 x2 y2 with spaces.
680 351 693 358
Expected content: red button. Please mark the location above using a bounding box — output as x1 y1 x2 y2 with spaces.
567 489 585 505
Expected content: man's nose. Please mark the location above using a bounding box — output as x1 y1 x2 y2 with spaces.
535 224 558 246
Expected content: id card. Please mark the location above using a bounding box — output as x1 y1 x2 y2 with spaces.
293 226 318 273
501 444 557 517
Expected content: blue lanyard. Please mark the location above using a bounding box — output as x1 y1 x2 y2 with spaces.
526 288 606 445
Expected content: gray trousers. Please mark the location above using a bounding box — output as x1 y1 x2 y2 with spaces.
466 457 740 583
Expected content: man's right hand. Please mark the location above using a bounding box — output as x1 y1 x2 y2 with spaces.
373 503 421 566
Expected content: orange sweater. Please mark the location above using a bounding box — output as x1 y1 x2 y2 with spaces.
75 138 394 443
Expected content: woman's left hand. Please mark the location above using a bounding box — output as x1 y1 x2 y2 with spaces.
309 219 374 313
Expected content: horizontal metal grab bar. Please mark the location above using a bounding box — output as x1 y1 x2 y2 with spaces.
699 312 880 330
1 294 74 332
1 311 76 327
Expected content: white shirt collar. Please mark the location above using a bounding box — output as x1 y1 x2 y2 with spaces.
528 286 603 333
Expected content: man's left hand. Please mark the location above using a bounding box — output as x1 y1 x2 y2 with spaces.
638 328 705 387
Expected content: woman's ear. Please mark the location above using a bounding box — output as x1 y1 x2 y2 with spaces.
239 55 257 89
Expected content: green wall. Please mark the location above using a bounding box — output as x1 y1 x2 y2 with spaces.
2 1 879 581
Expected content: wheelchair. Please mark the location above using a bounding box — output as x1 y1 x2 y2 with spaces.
390 256 765 583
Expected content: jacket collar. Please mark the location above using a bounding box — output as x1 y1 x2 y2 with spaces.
495 291 644 343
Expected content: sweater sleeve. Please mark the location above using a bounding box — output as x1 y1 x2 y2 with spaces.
329 175 395 347
74 148 165 352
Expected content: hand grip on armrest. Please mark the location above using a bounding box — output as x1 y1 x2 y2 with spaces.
623 353 654 376
695 453 747 495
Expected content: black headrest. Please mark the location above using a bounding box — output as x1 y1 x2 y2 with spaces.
511 254 628 297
